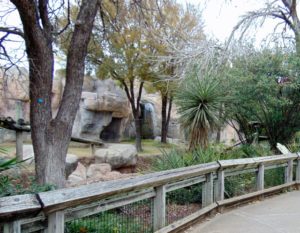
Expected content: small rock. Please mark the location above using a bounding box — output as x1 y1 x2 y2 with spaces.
65 154 79 178
105 171 122 180
67 162 86 185
86 163 111 178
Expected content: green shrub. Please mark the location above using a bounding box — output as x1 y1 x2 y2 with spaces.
65 212 150 233
151 148 187 171
151 143 278 201
0 175 55 197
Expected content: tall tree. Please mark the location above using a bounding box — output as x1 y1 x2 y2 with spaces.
229 0 300 55
0 0 99 188
146 1 205 143
227 47 300 150
90 0 160 152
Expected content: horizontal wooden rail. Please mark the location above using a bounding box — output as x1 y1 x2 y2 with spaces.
1 153 300 233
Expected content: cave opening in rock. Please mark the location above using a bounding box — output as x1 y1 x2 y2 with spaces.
100 117 123 142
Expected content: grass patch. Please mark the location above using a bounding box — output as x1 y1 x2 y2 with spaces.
121 139 182 156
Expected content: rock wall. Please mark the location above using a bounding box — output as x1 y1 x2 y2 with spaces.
0 69 239 145
72 78 131 141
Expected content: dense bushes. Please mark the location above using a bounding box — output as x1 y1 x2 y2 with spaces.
226 48 300 149
151 143 285 201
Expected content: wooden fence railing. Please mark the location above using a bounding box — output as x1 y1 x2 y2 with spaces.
1 153 300 233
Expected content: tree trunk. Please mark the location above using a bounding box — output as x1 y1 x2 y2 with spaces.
161 94 168 143
122 81 144 152
12 0 99 188
134 118 143 152
161 94 173 143
296 33 300 56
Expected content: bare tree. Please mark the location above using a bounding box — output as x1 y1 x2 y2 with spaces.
0 0 99 188
228 0 300 54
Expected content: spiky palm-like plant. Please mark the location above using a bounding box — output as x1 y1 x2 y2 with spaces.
176 71 224 150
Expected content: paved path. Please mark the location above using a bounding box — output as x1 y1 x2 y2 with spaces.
186 191 300 233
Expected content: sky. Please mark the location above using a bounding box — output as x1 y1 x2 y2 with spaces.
181 0 279 44
0 0 293 69
2 0 275 43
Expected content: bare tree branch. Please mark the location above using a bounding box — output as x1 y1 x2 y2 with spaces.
0 27 24 38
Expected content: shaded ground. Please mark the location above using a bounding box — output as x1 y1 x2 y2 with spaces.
186 191 300 233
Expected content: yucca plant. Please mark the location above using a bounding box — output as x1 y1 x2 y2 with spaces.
176 69 226 150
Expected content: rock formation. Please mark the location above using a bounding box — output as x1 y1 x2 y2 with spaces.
94 143 137 169
0 68 239 145
72 77 131 142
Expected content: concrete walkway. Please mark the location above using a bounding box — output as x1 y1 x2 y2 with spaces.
186 191 300 233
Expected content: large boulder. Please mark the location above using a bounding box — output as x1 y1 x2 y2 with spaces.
86 163 111 178
94 144 137 169
71 79 131 142
82 92 130 118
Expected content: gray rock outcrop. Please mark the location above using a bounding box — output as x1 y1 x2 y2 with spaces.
94 143 137 169
72 78 131 142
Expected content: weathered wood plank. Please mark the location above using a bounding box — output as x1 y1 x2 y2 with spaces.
217 182 296 207
153 185 166 231
165 176 205 193
264 163 287 170
47 211 64 233
154 203 218 233
202 173 213 207
38 162 219 213
0 194 41 222
285 159 293 183
218 154 297 170
225 168 257 177
215 170 224 201
65 189 155 221
3 221 21 233
253 154 297 164
20 215 46 233
256 164 264 191
296 156 300 182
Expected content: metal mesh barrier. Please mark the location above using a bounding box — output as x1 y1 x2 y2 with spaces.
224 172 256 198
166 183 202 225
264 166 285 189
65 198 153 233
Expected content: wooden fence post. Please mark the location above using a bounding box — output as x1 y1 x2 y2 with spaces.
3 221 21 233
215 170 224 201
16 131 23 161
90 143 96 156
47 211 65 233
285 159 293 183
153 185 166 231
256 164 264 191
202 172 213 207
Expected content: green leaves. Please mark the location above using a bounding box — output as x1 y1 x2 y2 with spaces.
0 157 17 172
227 48 300 148
175 67 226 149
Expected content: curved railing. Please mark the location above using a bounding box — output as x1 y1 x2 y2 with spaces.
1 153 299 233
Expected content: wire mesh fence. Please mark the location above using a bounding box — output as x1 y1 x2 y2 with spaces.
224 172 256 198
65 198 153 233
264 166 285 189
166 183 202 225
